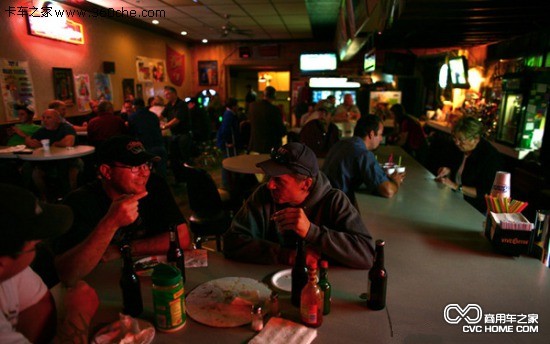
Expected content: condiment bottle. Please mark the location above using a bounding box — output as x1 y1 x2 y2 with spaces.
166 224 186 283
120 244 143 317
318 260 331 315
251 305 264 332
291 239 308 307
300 261 323 327
268 290 280 318
367 239 387 310
152 263 186 332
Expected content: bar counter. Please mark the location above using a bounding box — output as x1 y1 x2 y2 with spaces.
77 146 548 344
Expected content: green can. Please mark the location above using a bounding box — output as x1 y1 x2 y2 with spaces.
151 263 186 332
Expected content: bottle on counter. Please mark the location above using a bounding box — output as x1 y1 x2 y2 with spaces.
300 261 323 327
291 239 308 307
367 239 387 310
318 260 331 315
120 244 143 317
167 224 186 283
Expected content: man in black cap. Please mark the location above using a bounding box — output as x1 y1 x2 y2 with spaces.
223 142 375 269
0 183 98 343
53 135 191 286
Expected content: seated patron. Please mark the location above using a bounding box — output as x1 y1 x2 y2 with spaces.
389 104 429 164
0 183 98 344
223 142 375 269
87 101 128 147
435 116 502 213
322 115 405 206
333 93 361 122
299 104 339 158
6 105 40 146
53 136 191 286
48 100 87 132
25 109 81 200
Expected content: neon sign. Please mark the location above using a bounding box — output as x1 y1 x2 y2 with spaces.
27 1 85 45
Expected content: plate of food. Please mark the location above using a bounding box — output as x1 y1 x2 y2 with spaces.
186 277 271 327
133 256 166 276
92 315 155 344
270 269 292 293
133 250 208 276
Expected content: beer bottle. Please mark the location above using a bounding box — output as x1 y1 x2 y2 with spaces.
300 261 323 327
167 224 186 283
367 239 387 310
318 260 331 315
291 239 308 307
120 244 143 317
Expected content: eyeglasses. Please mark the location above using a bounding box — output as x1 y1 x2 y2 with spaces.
111 161 153 174
452 135 473 144
270 147 312 177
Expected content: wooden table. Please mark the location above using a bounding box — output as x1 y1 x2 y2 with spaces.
58 145 548 344
16 145 95 161
222 154 269 174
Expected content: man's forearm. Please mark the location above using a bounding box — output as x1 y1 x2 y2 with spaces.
55 217 119 286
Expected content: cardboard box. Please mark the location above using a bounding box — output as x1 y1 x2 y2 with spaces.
485 212 534 256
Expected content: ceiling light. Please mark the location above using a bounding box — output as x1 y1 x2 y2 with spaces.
202 38 208 43
152 20 159 25
181 31 187 36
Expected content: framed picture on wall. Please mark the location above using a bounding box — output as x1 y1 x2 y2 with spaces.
52 68 75 106
198 60 218 86
122 78 135 100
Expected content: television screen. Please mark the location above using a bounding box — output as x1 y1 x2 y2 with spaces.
448 56 469 88
364 53 376 72
300 53 338 72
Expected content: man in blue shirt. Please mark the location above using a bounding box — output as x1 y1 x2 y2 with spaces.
322 115 405 206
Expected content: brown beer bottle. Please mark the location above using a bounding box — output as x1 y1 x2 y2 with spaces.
300 261 323 327
120 244 143 317
166 224 186 283
367 239 387 310
291 239 308 307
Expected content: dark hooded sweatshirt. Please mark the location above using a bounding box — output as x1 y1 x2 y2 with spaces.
223 172 375 269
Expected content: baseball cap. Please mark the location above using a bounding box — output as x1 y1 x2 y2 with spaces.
0 183 73 247
257 143 319 177
97 136 160 166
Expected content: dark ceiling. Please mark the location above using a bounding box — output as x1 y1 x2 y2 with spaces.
371 0 550 50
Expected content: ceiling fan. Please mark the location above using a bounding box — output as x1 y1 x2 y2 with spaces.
219 14 253 38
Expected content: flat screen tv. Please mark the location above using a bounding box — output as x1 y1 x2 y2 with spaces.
448 56 470 88
300 52 338 72
364 53 376 72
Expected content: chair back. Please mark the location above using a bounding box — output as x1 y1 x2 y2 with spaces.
183 165 223 217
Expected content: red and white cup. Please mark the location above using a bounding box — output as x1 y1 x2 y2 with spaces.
491 171 511 198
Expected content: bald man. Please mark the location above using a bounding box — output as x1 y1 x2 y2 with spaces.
25 109 79 200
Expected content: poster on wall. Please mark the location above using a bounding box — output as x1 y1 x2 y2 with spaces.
198 60 218 86
166 45 184 86
0 59 35 121
122 79 135 100
94 73 113 101
136 83 143 100
136 56 166 83
52 68 75 106
74 74 91 112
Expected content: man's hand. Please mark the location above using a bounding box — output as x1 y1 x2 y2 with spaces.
272 207 311 238
104 192 147 228
390 171 406 186
435 167 451 180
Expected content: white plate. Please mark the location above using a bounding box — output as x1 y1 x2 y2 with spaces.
270 268 292 293
133 255 166 276
92 318 155 344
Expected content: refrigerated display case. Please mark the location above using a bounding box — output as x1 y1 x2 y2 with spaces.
496 72 549 150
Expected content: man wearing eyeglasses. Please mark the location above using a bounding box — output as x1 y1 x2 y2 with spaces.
223 142 375 269
53 136 191 287
0 183 98 344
